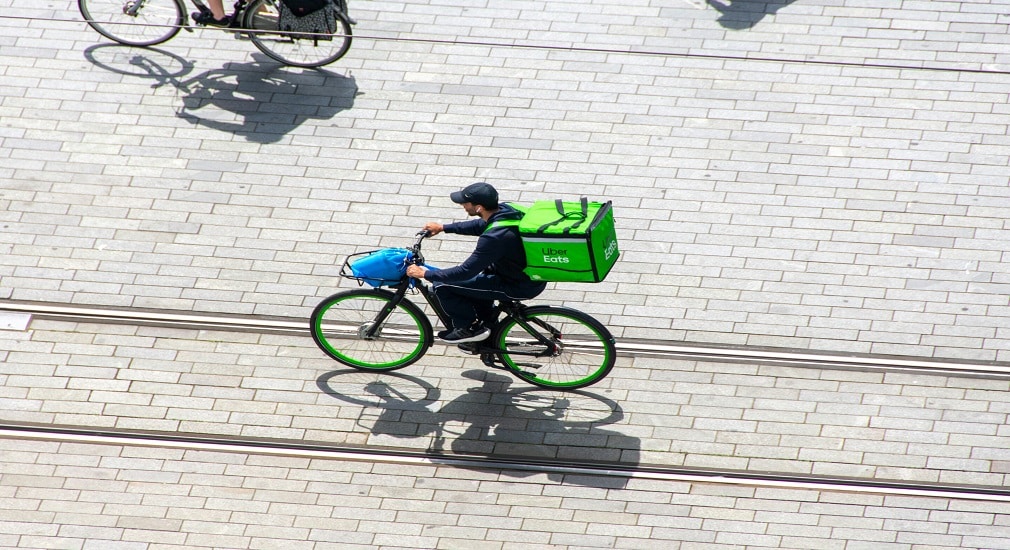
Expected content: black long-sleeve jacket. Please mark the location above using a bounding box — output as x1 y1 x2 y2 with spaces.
423 204 536 285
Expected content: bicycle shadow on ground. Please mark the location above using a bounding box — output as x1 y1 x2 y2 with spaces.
317 368 641 489
172 55 358 143
706 0 799 29
82 46 358 144
83 43 196 84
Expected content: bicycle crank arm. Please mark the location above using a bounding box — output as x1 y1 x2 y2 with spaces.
513 362 543 370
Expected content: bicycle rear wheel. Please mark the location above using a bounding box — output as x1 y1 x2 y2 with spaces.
79 0 184 46
494 305 617 390
310 289 433 371
243 0 353 68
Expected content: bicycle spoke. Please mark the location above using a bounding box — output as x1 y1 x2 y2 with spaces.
243 0 353 67
496 306 616 390
311 290 431 371
79 0 183 46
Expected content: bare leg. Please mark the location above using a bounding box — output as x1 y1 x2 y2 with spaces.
205 0 226 19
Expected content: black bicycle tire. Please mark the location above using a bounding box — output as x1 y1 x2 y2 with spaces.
310 289 433 371
79 0 184 47
243 0 353 68
494 305 617 390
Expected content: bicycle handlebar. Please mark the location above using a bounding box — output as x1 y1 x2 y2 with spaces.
408 230 432 267
412 229 430 248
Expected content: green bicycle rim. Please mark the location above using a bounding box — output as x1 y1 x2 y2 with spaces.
497 312 614 388
313 296 426 369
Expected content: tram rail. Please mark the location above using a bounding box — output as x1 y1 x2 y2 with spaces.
3 299 1010 502
2 300 1009 378
2 421 1009 503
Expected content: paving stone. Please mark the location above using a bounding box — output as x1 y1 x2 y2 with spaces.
4 0 1010 547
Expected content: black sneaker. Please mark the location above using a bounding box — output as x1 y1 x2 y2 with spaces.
479 318 498 333
192 11 232 27
439 326 490 344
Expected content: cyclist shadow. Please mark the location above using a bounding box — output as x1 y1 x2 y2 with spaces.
706 0 799 29
317 368 642 489
170 55 358 143
82 45 357 144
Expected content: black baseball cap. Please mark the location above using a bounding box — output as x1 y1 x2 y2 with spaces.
450 182 498 209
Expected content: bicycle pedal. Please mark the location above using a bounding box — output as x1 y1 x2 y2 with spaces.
480 353 501 369
456 343 479 355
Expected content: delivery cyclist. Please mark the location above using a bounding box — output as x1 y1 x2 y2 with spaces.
405 182 547 344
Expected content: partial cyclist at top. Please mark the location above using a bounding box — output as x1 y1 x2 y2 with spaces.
78 0 354 67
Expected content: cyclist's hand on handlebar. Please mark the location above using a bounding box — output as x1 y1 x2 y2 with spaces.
422 222 444 236
406 264 427 279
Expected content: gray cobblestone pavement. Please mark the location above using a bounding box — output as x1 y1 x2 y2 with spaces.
2 0 1009 360
3 437 1010 550
2 319 1009 485
3 0 1010 548
1 316 1010 548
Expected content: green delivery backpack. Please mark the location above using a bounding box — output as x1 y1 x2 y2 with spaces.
486 198 619 283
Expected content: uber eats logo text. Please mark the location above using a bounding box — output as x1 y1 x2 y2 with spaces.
604 238 617 260
541 247 570 264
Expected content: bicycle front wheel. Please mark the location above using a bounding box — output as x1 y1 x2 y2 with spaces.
79 0 184 46
310 289 433 371
495 306 617 390
243 0 353 68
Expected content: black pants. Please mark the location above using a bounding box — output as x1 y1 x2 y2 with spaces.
433 274 546 330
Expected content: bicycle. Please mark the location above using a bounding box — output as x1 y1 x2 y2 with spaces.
310 231 618 390
79 0 353 67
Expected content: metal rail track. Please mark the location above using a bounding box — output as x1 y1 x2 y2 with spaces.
2 301 1009 377
3 301 1009 501
2 421 1009 502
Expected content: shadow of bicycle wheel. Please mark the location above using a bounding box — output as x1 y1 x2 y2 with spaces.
82 45 359 143
315 367 641 488
83 43 195 80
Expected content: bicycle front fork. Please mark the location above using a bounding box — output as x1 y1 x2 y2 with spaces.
415 281 453 331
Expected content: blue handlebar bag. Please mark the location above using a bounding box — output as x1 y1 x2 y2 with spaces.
350 248 410 287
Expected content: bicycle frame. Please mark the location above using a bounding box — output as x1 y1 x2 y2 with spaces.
315 231 617 388
115 0 247 29
192 0 351 21
354 232 559 359
120 0 349 29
